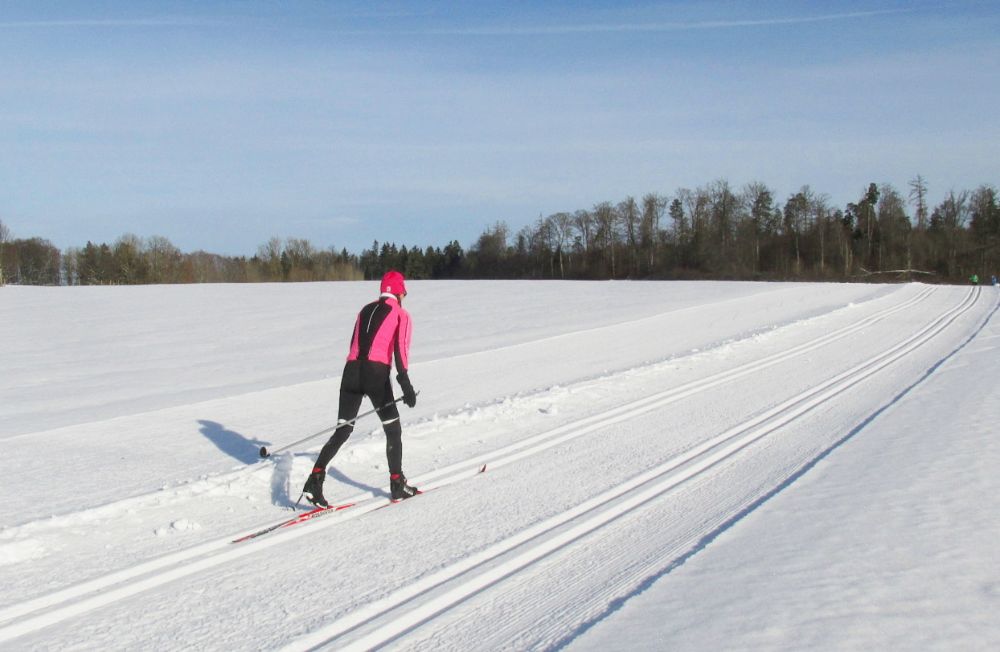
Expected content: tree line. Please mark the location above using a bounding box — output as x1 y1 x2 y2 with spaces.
2 177 998 287
0 232 364 285
461 178 999 283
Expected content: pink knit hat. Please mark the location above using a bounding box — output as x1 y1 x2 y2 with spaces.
380 270 407 296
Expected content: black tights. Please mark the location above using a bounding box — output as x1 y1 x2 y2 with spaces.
314 365 403 474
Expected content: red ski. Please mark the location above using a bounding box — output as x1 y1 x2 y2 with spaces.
230 464 486 543
231 502 355 544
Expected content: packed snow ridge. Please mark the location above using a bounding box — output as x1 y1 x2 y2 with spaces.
1 280 999 650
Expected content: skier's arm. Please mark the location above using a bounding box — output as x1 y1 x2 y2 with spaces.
395 311 416 407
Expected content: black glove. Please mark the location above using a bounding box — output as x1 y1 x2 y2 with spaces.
397 372 417 408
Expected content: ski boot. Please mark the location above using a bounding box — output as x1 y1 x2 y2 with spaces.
390 473 420 501
301 468 329 508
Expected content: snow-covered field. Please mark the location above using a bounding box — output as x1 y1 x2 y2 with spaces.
2 280 999 650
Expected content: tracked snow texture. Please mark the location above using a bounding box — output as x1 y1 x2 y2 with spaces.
1 280 999 650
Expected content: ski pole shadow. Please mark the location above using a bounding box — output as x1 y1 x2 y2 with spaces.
272 457 388 507
197 420 270 465
327 467 388 499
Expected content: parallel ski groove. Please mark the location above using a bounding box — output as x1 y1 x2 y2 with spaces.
0 286 949 643
442 304 990 651
283 287 979 651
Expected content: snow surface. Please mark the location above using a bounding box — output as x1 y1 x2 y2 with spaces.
1 280 999 650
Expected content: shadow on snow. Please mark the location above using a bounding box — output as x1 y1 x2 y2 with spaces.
197 419 389 504
197 419 269 465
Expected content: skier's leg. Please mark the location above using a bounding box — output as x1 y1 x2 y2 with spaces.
302 389 363 507
372 375 417 499
383 420 403 475
315 390 364 469
371 375 402 473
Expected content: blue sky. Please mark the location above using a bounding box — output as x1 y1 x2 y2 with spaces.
1 1 998 255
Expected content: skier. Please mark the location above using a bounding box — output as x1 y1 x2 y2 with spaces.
301 270 420 506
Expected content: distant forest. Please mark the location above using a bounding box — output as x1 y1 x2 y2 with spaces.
2 177 998 286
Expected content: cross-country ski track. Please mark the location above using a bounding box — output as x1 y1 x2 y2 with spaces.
1 281 997 650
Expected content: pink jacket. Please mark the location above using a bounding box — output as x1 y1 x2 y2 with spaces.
347 294 412 371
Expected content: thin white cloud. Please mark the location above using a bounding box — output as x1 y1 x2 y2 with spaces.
0 8 908 34
0 17 214 29
361 9 912 36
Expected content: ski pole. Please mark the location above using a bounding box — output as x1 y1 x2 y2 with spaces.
259 395 412 458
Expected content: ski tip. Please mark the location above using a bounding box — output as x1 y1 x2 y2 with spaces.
480 464 487 473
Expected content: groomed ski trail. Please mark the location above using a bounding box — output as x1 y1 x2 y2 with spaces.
0 286 982 647
280 287 984 651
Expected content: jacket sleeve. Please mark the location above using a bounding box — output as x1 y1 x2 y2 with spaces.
347 313 362 361
394 308 412 372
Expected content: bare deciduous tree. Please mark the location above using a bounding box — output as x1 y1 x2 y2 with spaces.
909 175 929 231
0 218 9 285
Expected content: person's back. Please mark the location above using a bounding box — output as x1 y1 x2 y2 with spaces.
347 295 411 368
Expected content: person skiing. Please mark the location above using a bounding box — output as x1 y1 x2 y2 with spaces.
301 270 419 506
